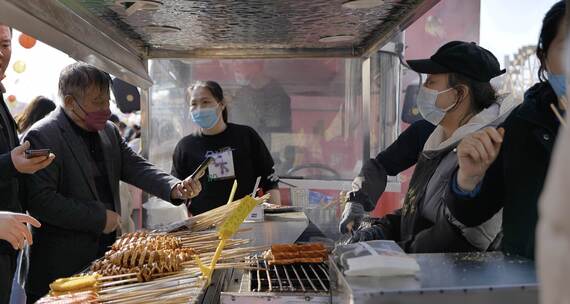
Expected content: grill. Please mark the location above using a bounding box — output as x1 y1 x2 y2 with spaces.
221 254 332 304
250 258 330 293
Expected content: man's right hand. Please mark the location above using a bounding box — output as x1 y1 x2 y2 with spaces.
11 141 55 174
0 212 41 250
457 127 505 191
339 202 365 234
103 210 121 234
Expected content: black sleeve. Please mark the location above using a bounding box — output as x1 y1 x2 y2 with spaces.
446 137 506 227
404 216 475 253
0 151 18 182
348 120 435 211
116 127 181 205
376 119 435 176
249 127 279 192
370 209 403 242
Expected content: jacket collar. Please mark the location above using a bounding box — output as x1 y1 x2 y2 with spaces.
516 82 561 134
55 107 100 199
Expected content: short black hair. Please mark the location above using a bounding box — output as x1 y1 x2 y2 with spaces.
537 0 566 82
58 62 112 101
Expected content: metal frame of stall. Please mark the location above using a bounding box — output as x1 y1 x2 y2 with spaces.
0 0 436 174
0 1 553 303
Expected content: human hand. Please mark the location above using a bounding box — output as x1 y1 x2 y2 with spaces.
0 212 41 250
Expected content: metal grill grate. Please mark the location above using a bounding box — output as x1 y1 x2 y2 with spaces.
250 258 330 293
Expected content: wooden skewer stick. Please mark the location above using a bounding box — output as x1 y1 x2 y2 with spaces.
550 103 567 127
99 277 140 288
559 95 567 110
133 295 193 304
100 271 203 294
98 273 138 281
100 284 193 303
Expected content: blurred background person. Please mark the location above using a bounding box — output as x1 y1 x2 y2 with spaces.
228 60 291 148
108 113 127 138
15 96 55 135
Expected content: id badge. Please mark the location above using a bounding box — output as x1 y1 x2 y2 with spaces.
206 148 236 180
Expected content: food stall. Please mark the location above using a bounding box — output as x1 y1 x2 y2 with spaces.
0 0 541 303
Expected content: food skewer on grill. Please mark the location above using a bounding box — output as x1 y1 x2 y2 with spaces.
264 243 328 265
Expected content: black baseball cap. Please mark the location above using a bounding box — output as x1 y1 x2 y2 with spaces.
407 41 506 82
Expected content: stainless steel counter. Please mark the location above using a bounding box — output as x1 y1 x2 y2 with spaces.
331 252 538 304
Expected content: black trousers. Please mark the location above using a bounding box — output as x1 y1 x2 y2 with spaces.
0 252 17 304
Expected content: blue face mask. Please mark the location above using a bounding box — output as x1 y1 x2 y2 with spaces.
547 72 567 98
190 107 220 129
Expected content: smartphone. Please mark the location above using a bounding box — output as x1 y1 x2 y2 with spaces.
190 157 214 179
25 148 51 159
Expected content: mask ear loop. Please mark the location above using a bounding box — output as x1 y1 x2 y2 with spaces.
440 87 460 112
68 95 88 121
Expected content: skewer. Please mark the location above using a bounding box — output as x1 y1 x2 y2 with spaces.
227 180 238 205
100 274 202 294
99 273 137 281
100 284 194 303
100 278 140 288
560 95 567 110
550 103 567 127
98 270 199 293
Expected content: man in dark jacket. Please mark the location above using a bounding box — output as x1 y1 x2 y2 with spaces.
0 24 54 304
24 62 202 302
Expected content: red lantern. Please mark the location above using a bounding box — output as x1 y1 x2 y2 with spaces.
7 95 16 103
19 34 37 49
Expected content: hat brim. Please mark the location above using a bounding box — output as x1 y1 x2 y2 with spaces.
407 59 451 75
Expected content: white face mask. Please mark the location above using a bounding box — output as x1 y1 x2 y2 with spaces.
416 86 456 125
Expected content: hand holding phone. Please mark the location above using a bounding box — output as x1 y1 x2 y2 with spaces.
25 149 51 159
171 157 213 200
11 141 55 174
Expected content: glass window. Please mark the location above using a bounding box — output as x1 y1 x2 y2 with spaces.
148 58 365 180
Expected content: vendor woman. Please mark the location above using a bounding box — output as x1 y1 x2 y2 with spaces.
172 80 281 215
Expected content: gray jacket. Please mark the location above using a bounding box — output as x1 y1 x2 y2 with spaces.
23 107 181 295
374 103 509 253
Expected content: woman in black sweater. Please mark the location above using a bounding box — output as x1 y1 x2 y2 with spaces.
172 81 280 215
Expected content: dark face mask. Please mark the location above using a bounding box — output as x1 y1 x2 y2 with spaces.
73 98 111 132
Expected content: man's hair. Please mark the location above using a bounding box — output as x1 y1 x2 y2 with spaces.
58 62 112 101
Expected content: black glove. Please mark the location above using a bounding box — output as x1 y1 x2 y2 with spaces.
347 225 386 244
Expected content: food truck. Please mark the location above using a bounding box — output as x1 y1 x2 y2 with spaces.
0 0 552 303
